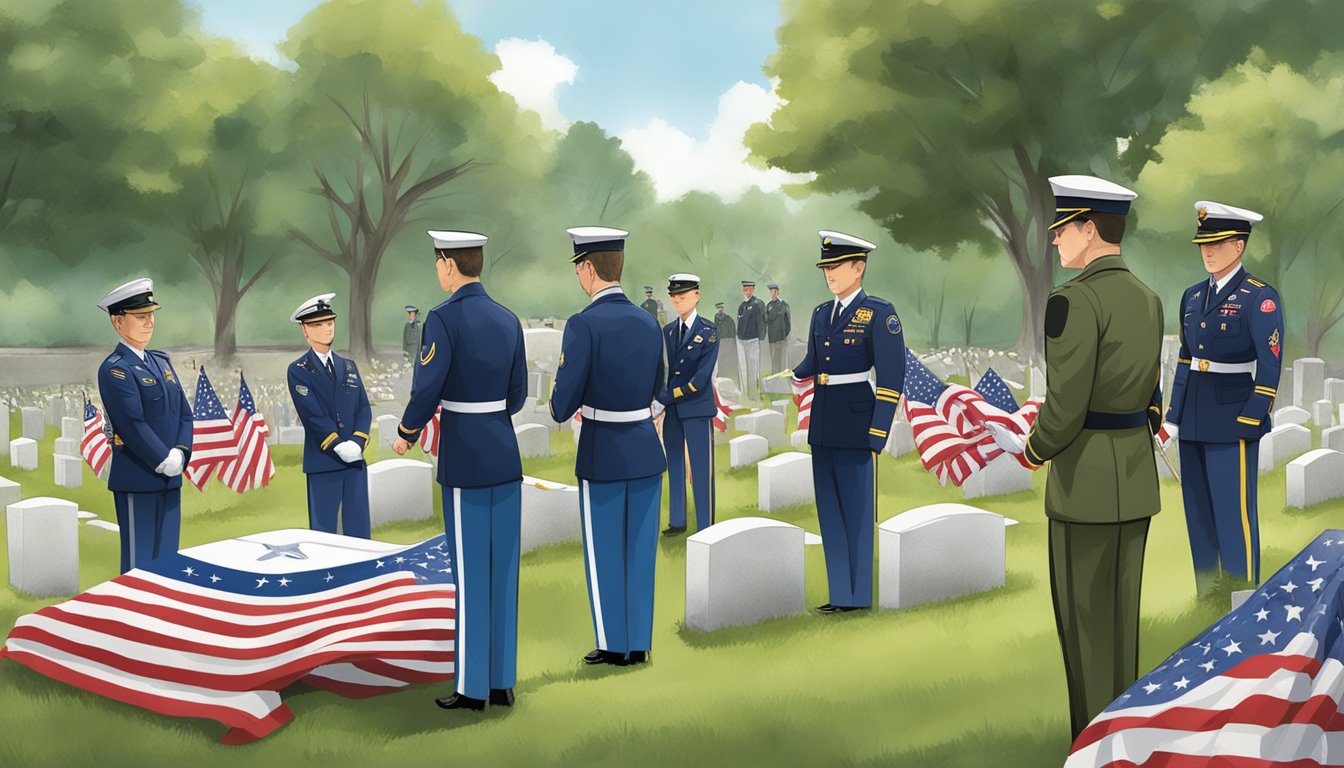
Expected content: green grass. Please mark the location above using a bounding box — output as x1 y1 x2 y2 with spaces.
1 411 1339 768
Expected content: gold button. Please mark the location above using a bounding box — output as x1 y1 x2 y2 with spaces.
824 341 830 347
1200 322 1206 328
825 356 831 361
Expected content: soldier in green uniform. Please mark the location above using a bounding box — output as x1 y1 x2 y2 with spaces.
402 305 422 361
640 286 665 326
713 301 738 381
989 175 1164 739
765 283 792 376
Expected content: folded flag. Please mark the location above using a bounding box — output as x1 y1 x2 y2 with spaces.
80 399 112 478
1066 529 1344 768
792 376 814 431
0 529 455 744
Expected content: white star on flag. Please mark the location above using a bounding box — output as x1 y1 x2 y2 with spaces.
1309 578 1324 592
255 577 269 588
277 577 290 587
1257 630 1280 645
1222 641 1242 655
1199 660 1216 672
1173 677 1190 690
1286 604 1304 621
182 567 195 577
1282 581 1298 594
1306 556 1325 571
1143 682 1161 694
1254 607 1270 621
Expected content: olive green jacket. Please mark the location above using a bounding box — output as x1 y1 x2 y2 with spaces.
1024 255 1164 524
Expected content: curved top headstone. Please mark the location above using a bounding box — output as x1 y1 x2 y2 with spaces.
879 503 1002 534
688 516 801 546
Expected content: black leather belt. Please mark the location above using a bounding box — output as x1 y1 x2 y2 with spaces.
1083 411 1148 430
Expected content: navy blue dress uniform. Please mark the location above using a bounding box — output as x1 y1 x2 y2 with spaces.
396 230 529 709
737 281 767 399
549 226 665 665
95 278 194 573
655 274 720 534
1166 201 1283 589
791 232 906 611
286 294 372 538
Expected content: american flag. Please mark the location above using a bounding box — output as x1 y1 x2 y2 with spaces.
792 376 814 430
217 374 276 493
184 367 240 491
80 399 111 478
903 352 1042 486
713 384 735 432
1067 529 1344 767
420 406 440 457
0 529 456 744
975 368 1019 413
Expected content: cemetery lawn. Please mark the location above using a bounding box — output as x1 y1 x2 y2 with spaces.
2 416 1339 768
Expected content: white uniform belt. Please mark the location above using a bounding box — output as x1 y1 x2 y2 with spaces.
580 405 650 423
816 371 870 386
1188 358 1256 375
440 399 507 414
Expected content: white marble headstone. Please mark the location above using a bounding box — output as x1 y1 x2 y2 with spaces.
366 459 434 527
686 517 805 632
879 503 1005 610
7 496 79 597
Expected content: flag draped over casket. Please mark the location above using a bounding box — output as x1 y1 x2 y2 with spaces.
1067 529 1344 767
0 530 456 743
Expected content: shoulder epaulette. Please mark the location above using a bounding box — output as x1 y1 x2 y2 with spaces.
1247 278 1266 288
865 295 894 309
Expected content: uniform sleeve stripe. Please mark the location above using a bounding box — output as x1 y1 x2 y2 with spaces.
353 431 370 439
1254 387 1277 395
868 428 887 438
876 395 901 404
320 433 339 450
1024 437 1046 467
687 382 697 393
1177 358 1191 365
875 387 900 396
1236 416 1261 425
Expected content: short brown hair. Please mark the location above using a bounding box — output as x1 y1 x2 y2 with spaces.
437 247 483 277
581 250 624 282
1079 213 1126 244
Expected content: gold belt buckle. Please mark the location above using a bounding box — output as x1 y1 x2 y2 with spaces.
1199 359 1210 372
818 373 829 385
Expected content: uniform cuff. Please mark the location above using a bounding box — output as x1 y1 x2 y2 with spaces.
397 423 422 442
1023 437 1046 468
320 433 339 451
353 431 370 448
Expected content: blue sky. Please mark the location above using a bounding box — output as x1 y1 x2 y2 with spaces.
192 0 781 141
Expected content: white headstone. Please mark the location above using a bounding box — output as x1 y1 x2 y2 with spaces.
1230 589 1254 611
0 476 19 508
515 424 550 459
885 420 914 459
758 452 814 512
685 517 805 632
1156 445 1181 480
0 406 8 446
768 400 789 419
60 416 82 441
366 459 434 527
6 496 79 597
375 414 400 447
10 438 37 470
1323 425 1344 453
520 475 580 555
1286 449 1344 509
1293 358 1325 408
1325 378 1344 406
53 455 82 489
729 434 769 469
53 437 80 457
77 510 97 520
715 377 740 402
1313 399 1334 428
790 429 810 452
735 409 786 448
44 394 64 425
879 503 1005 610
528 371 552 401
21 407 44 440
277 425 304 445
1259 424 1312 475
1274 406 1311 427
509 397 539 428
522 328 564 370
86 520 120 533
1029 366 1046 399
962 455 1034 499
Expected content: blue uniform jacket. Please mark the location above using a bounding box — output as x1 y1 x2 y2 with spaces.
396 282 528 489
657 314 720 420
1166 269 1283 443
97 344 193 493
550 288 667 482
287 349 372 474
792 290 907 452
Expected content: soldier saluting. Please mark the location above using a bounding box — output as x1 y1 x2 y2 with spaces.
989 175 1164 740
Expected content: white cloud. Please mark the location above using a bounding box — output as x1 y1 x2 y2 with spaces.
619 80 814 202
489 38 577 132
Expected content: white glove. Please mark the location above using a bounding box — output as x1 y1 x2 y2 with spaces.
650 400 666 418
334 440 363 463
156 448 185 477
1158 423 1178 451
986 422 1026 455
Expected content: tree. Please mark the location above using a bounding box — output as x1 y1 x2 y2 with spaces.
1138 50 1344 356
749 0 1344 362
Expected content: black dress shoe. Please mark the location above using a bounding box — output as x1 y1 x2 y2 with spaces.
489 688 515 707
814 603 840 614
582 648 627 665
627 651 648 664
835 605 869 613
661 526 686 536
435 693 486 711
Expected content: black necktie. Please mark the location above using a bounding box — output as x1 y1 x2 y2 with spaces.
324 356 334 377
831 301 841 328
681 322 689 345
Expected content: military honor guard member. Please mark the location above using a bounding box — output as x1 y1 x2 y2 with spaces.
1162 201 1282 594
655 273 720 536
391 230 529 711
287 294 372 538
736 280 767 400
988 175 1164 739
765 283 792 376
791 231 906 613
549 226 666 666
640 285 665 326
96 278 194 573
402 305 422 360
713 301 738 380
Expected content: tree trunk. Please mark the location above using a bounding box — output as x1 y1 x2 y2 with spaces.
345 260 377 362
1011 254 1052 365
213 281 240 363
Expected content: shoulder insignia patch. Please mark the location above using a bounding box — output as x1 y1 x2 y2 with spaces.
110 368 127 380
1260 299 1277 313
1045 294 1070 339
854 307 874 324
1248 278 1266 288
693 334 703 343
295 384 309 397
164 368 175 383
419 342 436 366
558 352 565 369
709 333 717 343
1269 328 1281 358
886 315 901 335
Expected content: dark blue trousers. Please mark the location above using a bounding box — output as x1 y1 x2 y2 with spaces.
579 475 662 655
812 446 876 608
663 411 715 531
112 489 181 573
305 465 370 538
1179 439 1261 584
